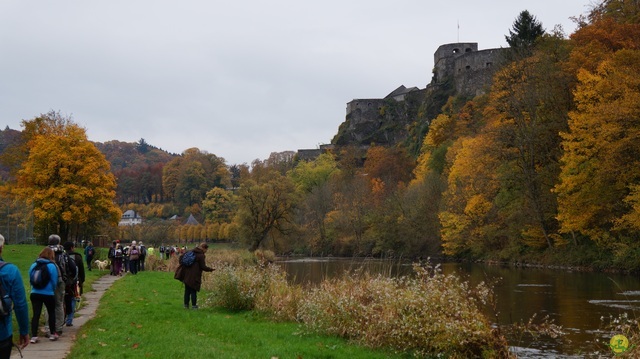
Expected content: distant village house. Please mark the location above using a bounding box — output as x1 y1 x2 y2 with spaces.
118 209 142 226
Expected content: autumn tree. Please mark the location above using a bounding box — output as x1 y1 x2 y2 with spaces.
162 148 230 209
439 135 502 256
202 187 235 224
555 49 640 244
232 170 299 252
288 153 340 253
14 113 121 242
555 1 640 248
484 33 573 249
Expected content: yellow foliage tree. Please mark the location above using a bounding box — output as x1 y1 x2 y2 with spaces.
15 114 121 242
556 49 640 242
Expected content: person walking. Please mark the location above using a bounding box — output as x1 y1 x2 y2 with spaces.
28 247 59 343
46 234 76 337
0 234 29 358
128 244 140 275
174 243 214 309
84 241 95 271
138 241 147 271
113 243 124 276
63 242 85 327
108 240 116 275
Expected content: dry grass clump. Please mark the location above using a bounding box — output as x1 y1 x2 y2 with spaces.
203 262 302 320
203 262 510 357
144 254 167 271
298 263 510 358
209 248 256 266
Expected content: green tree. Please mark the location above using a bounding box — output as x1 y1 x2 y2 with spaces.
505 10 545 58
14 114 121 242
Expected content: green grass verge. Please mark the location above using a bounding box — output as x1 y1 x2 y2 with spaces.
66 270 403 359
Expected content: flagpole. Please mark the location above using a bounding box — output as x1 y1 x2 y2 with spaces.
457 20 459 42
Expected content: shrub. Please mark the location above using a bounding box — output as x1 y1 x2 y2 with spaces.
203 263 302 321
201 259 511 357
203 263 265 311
297 263 511 358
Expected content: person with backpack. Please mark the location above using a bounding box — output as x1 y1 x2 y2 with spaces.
113 243 124 276
28 246 59 343
45 234 77 337
122 244 130 273
0 234 29 357
108 240 117 275
174 243 214 309
63 242 84 327
128 243 140 275
84 241 95 271
138 241 147 271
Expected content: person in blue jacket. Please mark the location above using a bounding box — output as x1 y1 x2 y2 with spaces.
28 247 60 343
0 234 30 359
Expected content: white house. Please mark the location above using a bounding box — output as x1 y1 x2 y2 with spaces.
118 209 142 226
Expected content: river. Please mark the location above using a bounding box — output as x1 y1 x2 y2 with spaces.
277 258 640 357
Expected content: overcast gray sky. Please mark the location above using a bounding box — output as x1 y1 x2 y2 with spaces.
1 1 591 165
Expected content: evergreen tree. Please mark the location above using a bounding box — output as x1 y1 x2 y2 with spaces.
505 10 545 57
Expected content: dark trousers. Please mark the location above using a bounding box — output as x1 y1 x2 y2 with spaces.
30 293 56 337
0 335 12 359
184 285 197 307
130 259 139 274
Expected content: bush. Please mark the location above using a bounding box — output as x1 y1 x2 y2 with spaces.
203 262 302 319
202 261 511 357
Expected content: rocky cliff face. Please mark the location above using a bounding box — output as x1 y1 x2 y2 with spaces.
331 82 454 156
330 42 504 157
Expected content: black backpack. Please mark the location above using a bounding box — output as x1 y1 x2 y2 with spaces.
30 261 51 289
52 246 77 285
0 262 13 318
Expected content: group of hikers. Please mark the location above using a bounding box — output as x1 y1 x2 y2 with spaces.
28 234 85 344
0 235 214 359
0 233 85 358
106 240 148 275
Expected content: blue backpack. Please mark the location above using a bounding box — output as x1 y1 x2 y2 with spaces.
180 251 196 267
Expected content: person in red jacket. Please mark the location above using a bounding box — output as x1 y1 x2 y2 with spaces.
174 243 214 309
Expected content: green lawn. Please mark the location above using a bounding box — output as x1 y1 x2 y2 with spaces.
3 244 403 358
67 271 403 358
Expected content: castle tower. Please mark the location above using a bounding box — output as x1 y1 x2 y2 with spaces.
432 42 478 85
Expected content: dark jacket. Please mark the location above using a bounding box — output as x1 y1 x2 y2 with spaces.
67 251 85 284
174 247 213 291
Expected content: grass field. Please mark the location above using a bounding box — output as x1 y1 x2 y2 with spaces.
67 270 402 358
3 244 403 358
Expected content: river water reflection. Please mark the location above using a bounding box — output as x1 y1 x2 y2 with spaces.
278 258 640 357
